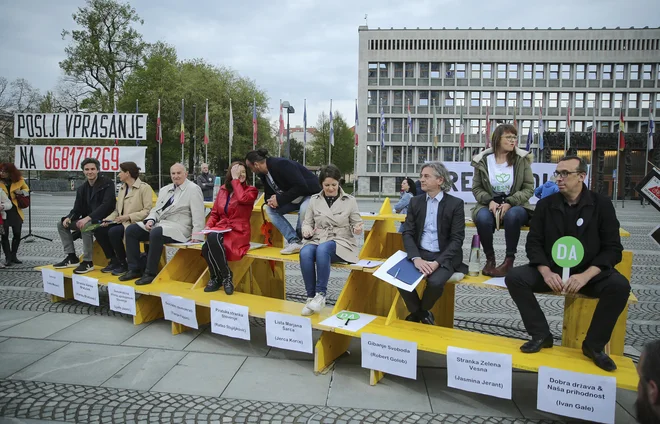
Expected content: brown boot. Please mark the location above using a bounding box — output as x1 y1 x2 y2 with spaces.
491 256 515 277
482 253 496 276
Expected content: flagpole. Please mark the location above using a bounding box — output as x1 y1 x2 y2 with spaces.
181 99 184 164
329 99 333 164
353 98 357 194
206 99 209 164
135 99 139 146
227 99 231 165
158 98 162 189
303 99 307 166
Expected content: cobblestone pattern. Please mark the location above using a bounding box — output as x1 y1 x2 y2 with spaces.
0 380 561 424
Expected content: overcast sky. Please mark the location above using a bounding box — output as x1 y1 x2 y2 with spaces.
1 0 659 129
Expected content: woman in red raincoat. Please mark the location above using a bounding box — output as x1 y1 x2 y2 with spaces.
201 161 258 294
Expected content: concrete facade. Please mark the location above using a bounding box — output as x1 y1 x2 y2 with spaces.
356 26 660 194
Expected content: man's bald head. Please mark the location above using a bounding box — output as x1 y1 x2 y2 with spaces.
170 163 188 185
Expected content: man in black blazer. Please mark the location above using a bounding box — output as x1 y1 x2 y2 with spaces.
505 155 631 372
400 162 468 325
246 149 322 255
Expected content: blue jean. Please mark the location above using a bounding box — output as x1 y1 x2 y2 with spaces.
475 206 529 256
264 196 311 244
300 241 341 298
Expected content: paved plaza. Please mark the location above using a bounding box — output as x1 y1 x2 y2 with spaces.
0 192 658 423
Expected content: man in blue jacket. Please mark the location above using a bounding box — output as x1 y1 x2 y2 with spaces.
246 149 321 254
53 158 116 274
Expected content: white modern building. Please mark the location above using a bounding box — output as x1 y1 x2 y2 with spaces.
356 26 660 195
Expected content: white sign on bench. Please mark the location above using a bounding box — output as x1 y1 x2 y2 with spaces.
210 301 250 341
41 269 64 298
72 274 99 306
161 294 198 329
108 283 136 316
265 312 313 354
361 333 417 380
447 346 513 399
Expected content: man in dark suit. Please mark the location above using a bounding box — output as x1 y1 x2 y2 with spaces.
401 161 468 325
245 149 322 255
505 155 631 372
635 340 660 424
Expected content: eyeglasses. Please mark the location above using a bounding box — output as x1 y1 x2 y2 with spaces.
553 170 581 178
502 136 517 141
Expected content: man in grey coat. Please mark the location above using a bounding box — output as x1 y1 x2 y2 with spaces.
196 163 215 202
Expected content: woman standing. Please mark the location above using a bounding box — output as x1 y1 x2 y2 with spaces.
0 189 13 268
471 124 534 277
202 162 258 294
0 163 30 266
299 165 363 316
94 162 153 275
393 177 417 232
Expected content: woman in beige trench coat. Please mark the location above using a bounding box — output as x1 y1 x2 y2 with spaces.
299 165 363 316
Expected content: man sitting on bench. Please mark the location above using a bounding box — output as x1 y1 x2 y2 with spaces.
400 162 468 325
505 155 631 372
119 163 205 285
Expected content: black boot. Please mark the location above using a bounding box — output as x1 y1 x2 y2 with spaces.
204 278 221 293
10 238 21 264
222 275 234 295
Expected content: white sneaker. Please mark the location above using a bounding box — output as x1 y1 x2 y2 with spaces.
308 293 326 313
301 297 315 316
280 242 303 255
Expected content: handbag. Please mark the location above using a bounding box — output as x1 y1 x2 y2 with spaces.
15 193 30 209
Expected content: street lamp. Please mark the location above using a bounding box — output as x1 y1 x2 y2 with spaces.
282 101 295 159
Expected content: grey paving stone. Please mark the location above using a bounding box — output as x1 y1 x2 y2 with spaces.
185 326 270 357
0 418 73 424
327 364 432 413
422 368 522 418
0 338 67 355
0 313 88 339
102 348 187 391
0 310 44 332
121 320 200 350
47 315 144 345
0 353 51 379
617 388 639 421
223 357 331 406
9 342 144 386
151 351 245 396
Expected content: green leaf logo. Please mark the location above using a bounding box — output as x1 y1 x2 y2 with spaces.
496 173 510 183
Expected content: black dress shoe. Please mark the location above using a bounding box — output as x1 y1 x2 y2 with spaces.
11 257 22 264
118 270 142 281
520 335 554 353
582 343 617 372
420 310 435 326
405 312 420 322
101 259 118 273
223 277 234 295
111 262 128 276
135 274 156 286
204 278 221 293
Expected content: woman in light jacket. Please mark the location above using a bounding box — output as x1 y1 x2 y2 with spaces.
299 165 363 316
95 162 153 275
0 189 13 269
393 177 417 232
471 124 534 277
0 163 29 266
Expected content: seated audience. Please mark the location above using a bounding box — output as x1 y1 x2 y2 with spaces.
635 340 660 424
394 177 417 232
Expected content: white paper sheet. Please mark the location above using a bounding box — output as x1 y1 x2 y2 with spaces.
482 277 507 288
373 250 423 292
355 259 384 268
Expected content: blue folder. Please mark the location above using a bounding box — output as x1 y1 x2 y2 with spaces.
386 257 423 285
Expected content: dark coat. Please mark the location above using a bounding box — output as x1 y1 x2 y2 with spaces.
206 180 258 261
66 176 116 222
402 192 468 273
526 185 623 279
259 158 322 206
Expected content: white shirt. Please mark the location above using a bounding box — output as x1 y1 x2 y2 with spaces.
419 191 444 252
487 154 514 195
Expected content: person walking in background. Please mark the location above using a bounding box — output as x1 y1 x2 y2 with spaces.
196 163 215 202
0 163 30 266
394 177 417 232
94 162 153 276
471 124 534 277
201 161 258 294
0 189 13 269
299 165 363 316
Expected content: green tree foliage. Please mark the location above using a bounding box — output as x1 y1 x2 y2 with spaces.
59 0 149 112
307 111 355 174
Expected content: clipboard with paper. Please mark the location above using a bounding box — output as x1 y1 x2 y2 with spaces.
373 250 424 292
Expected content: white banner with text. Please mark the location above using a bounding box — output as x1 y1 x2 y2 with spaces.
14 113 148 140
15 145 146 172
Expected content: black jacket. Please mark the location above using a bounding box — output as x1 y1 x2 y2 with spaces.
259 157 322 206
66 176 116 222
526 185 623 279
402 192 468 273
196 172 215 198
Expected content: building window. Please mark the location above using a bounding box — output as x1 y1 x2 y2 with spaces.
431 63 441 78
393 90 403 106
471 63 481 78
379 63 388 78
496 92 506 107
445 63 455 77
602 64 612 80
394 62 403 78
470 119 480 134
418 147 427 164
549 93 559 107
535 64 545 79
575 93 585 108
550 64 559 79
368 91 377 106
419 119 428 134
392 147 402 165
393 118 403 134
643 64 652 79
369 177 379 192
497 64 506 78
405 90 414 106
588 65 598 79
561 64 571 79
534 92 544 108
523 64 533 79
641 93 650 108
509 64 518 78
445 91 454 106
483 64 492 78
560 93 570 108
456 63 466 78
523 92 532 107
470 92 480 107
587 93 596 108
481 91 491 106
615 64 625 80
508 92 517 107
599 122 610 132
456 91 466 106
574 121 584 132
576 64 586 79
630 64 639 79
405 63 415 78
420 63 429 78
601 93 611 108
368 63 377 78
368 118 377 133
656 94 660 109
430 91 440 106
613 93 623 109
379 90 389 106
628 93 638 108
419 91 429 106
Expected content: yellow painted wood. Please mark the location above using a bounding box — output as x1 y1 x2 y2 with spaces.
171 304 211 335
155 249 207 285
385 291 409 325
133 295 164 325
464 220 630 237
370 370 385 386
563 296 629 356
50 279 74 303
314 331 351 374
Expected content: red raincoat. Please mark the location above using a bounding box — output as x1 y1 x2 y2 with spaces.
205 179 258 261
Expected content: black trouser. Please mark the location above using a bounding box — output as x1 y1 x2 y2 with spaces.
125 224 175 275
398 249 454 313
505 265 631 352
201 233 231 280
94 224 126 261
1 221 22 260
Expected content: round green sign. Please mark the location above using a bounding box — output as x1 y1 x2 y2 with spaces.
337 312 360 321
551 236 585 268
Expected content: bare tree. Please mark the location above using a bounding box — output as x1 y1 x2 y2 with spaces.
0 76 42 157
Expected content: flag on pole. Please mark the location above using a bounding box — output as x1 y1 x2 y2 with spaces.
228 99 233 147
252 99 257 148
649 109 655 151
459 107 465 149
156 99 162 144
113 99 118 146
407 101 412 143
379 106 385 149
538 107 544 151
329 100 334 147
619 110 626 151
353 100 358 146
278 100 284 147
485 105 491 148
565 106 571 151
525 122 532 151
512 107 517 129
432 100 438 148
591 116 597 151
135 99 140 146
304 99 308 147
204 99 210 145
180 99 185 145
